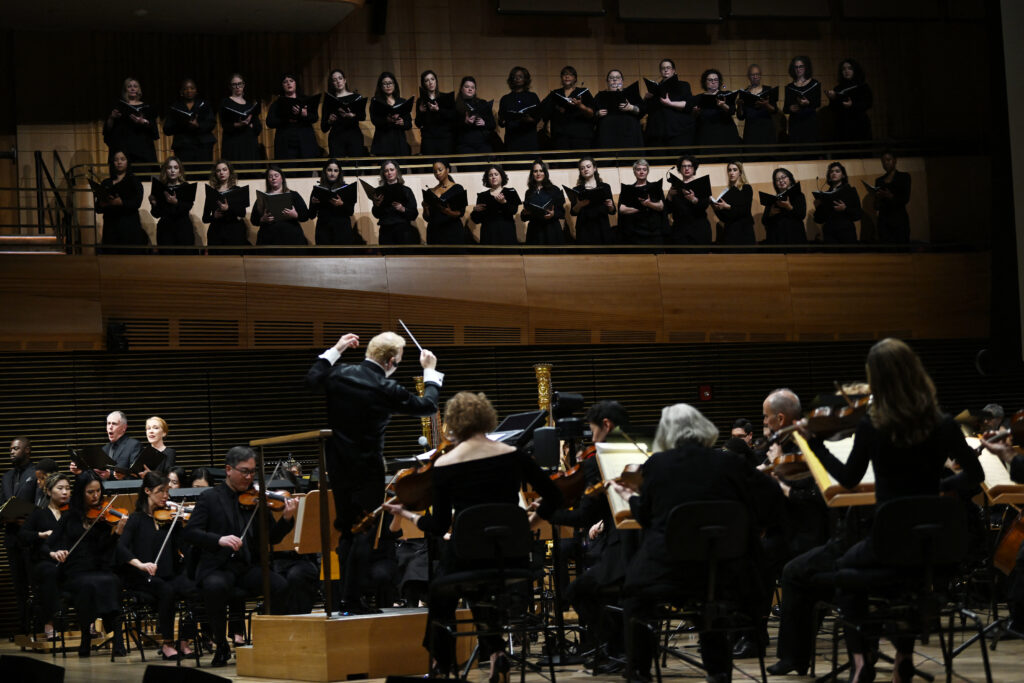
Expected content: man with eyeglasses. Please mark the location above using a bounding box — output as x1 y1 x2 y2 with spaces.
186 445 299 666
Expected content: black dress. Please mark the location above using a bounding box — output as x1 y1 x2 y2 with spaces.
738 87 778 147
251 191 309 245
371 184 420 245
309 186 361 246
454 99 496 154
267 96 320 159
370 98 412 157
874 170 911 244
415 92 457 156
523 186 566 245
593 92 644 149
667 179 712 245
18 506 63 626
150 183 197 249
470 188 521 245
643 78 695 148
219 97 263 161
424 185 469 245
617 181 666 245
50 509 122 622
784 80 821 144
542 87 595 151
163 98 216 163
321 94 367 158
695 95 740 150
498 91 542 152
570 182 615 245
813 183 862 244
762 191 807 244
116 512 189 639
712 185 755 245
829 81 873 142
103 101 158 164
97 174 149 249
202 186 251 247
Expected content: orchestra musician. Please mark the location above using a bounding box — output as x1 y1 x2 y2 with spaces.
3 436 37 635
304 331 443 614
979 432 1024 632
383 391 562 681
18 471 70 640
184 446 298 667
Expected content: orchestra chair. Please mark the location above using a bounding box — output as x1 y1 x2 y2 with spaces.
812 496 993 683
120 588 158 660
428 503 558 683
630 501 767 683
176 584 255 667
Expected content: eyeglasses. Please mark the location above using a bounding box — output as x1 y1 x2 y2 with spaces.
233 467 257 477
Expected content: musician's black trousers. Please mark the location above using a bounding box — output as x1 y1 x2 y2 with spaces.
4 531 31 632
198 565 288 646
326 446 386 604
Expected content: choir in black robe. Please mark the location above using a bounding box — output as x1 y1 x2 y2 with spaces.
267 96 320 159
203 187 251 248
829 81 873 142
498 91 542 152
103 101 158 164
97 174 149 249
644 78 695 148
424 185 469 245
321 94 367 158
251 191 309 245
309 186 362 246
370 98 412 157
163 98 216 162
150 183 197 250
522 186 566 245
593 92 644 149
617 181 667 245
666 179 712 245
762 191 807 245
570 182 615 245
784 80 821 144
454 99 496 154
813 184 862 244
219 98 263 161
873 170 911 244
415 92 457 156
371 184 420 245
542 87 595 151
471 188 522 245
713 185 755 245
738 87 778 147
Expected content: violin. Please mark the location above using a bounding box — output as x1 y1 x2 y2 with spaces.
550 464 588 506
86 503 129 525
238 487 293 511
583 464 644 498
763 452 812 480
153 507 191 523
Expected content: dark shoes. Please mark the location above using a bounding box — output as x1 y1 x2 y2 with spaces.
732 635 765 659
210 643 232 667
766 659 808 676
338 599 382 615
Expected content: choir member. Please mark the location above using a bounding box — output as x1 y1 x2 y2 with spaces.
762 167 807 244
693 69 740 152
470 164 521 245
103 77 158 164
827 58 873 142
18 472 70 640
370 72 412 157
664 155 712 245
498 66 542 152
737 64 778 148
163 78 216 163
569 156 616 245
49 471 126 657
203 160 251 248
144 416 176 473
521 159 566 245
594 69 644 149
422 159 469 245
416 70 456 156
643 59 694 149
383 391 561 681
251 165 309 246
617 159 666 245
813 161 862 244
309 159 361 245
321 69 367 158
784 56 821 145
102 411 142 478
95 150 149 251
711 161 755 245
454 76 496 154
542 65 595 151
149 156 197 251
267 73 319 160
371 160 420 245
874 150 912 244
4 437 36 635
219 73 263 162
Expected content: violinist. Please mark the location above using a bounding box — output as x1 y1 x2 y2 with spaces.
48 471 127 657
18 471 69 640
117 471 193 659
383 391 562 680
184 446 297 667
3 436 36 635
305 331 443 615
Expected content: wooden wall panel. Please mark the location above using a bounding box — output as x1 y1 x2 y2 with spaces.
911 252 990 339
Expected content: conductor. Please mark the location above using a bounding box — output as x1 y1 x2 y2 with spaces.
306 331 443 613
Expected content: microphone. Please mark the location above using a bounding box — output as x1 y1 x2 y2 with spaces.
417 436 429 448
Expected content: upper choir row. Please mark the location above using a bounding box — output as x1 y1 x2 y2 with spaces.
103 57 873 164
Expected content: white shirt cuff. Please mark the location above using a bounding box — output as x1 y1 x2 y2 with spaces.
319 347 342 365
423 368 444 386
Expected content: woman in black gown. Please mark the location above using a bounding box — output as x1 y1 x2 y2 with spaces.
543 66 594 151
309 159 361 246
143 416 176 473
267 73 319 160
96 150 149 251
664 155 712 245
799 338 984 683
454 76 496 154
383 391 561 680
693 69 740 152
498 66 541 153
813 161 862 244
370 72 412 157
219 73 262 162
18 472 70 640
321 69 367 158
783 56 821 146
569 156 615 245
251 165 309 246
416 70 456 156
203 160 251 248
617 159 666 245
594 69 644 149
149 156 196 251
874 150 912 244
643 59 694 149
521 160 566 245
371 160 420 245
471 164 521 245
711 161 754 245
826 58 872 143
163 78 216 163
762 168 807 245
737 64 778 149
103 77 158 164
422 159 468 245
49 471 126 657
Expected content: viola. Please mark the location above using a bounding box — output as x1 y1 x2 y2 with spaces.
238 487 293 511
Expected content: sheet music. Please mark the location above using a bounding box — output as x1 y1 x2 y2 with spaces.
797 433 876 507
964 436 1024 503
594 442 649 529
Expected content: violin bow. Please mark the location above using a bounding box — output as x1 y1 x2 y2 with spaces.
833 381 856 408
149 504 184 583
62 494 120 563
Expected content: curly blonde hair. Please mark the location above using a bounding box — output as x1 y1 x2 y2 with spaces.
444 391 498 441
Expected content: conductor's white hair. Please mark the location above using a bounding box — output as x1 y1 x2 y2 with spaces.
652 403 719 451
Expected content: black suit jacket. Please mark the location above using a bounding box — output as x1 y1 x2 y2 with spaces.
2 463 37 534
184 483 294 582
103 435 142 471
